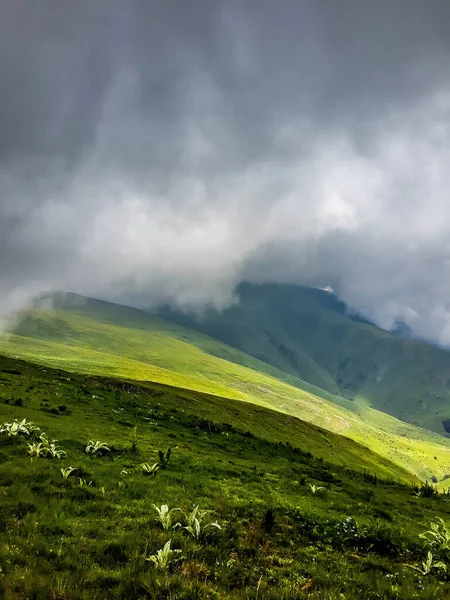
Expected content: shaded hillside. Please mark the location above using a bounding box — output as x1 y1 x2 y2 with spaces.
160 282 450 435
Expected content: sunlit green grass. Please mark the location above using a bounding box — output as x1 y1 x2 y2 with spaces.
0 356 449 599
162 283 450 436
2 302 450 482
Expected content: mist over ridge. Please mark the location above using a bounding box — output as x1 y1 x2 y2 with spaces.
2 1 450 344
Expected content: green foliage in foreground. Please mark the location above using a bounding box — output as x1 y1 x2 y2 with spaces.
1 356 450 598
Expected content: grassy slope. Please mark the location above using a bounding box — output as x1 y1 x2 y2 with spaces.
2 297 450 482
1 355 449 599
0 355 412 481
161 283 450 435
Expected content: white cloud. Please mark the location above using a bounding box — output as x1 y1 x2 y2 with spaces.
2 1 450 345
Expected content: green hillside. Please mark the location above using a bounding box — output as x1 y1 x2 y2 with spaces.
2 294 450 483
1 355 449 599
160 282 450 435
0 355 413 483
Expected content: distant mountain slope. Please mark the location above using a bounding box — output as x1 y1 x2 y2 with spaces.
2 293 450 481
159 282 450 435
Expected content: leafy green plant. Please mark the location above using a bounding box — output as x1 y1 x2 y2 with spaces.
39 434 66 459
152 504 181 532
181 505 221 540
1 418 40 437
79 478 94 487
158 447 172 469
27 434 66 459
27 441 46 457
141 462 159 476
85 440 110 456
419 518 450 551
408 551 447 575
146 540 183 570
308 483 325 495
60 467 77 479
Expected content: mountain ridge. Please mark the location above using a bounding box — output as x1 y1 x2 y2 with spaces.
159 282 450 435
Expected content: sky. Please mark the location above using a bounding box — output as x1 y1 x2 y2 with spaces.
1 0 450 343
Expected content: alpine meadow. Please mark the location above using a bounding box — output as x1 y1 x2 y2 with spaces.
3 1 450 598
2 289 450 598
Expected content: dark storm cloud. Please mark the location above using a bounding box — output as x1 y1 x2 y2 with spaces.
1 0 450 342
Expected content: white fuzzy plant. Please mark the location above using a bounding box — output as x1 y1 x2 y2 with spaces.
152 504 181 532
85 440 110 456
181 505 222 539
0 418 40 437
28 434 66 459
146 540 183 570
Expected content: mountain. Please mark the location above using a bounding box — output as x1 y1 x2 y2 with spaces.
159 282 450 435
2 292 450 482
3 291 450 598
